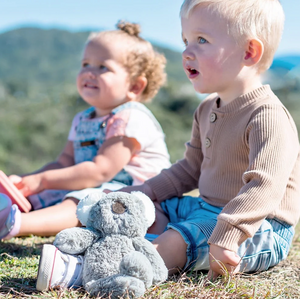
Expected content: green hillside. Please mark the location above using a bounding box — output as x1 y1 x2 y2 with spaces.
0 27 199 174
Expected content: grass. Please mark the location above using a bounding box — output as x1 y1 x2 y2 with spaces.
1 225 300 299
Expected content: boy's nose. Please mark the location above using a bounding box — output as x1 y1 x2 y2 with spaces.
182 48 195 60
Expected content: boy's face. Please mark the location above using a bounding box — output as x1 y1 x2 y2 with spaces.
181 4 246 98
76 38 132 116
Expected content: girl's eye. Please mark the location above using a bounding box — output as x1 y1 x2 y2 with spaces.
198 37 207 44
82 62 89 67
182 38 188 47
99 65 108 71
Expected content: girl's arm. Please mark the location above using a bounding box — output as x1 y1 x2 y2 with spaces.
15 136 139 196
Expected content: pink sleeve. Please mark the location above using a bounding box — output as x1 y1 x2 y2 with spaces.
106 110 131 139
106 108 162 149
67 112 82 141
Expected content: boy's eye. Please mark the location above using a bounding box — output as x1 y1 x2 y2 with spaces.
82 62 89 67
182 38 188 47
198 37 207 44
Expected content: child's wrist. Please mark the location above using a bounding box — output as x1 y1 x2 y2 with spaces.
144 182 156 201
39 172 48 190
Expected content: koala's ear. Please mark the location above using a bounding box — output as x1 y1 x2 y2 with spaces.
131 191 155 227
76 192 103 226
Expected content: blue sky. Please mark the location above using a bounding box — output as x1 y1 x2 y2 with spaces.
0 0 299 57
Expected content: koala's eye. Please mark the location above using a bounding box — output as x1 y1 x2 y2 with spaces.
112 202 126 214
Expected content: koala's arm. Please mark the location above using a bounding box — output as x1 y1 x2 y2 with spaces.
54 227 99 255
132 237 168 283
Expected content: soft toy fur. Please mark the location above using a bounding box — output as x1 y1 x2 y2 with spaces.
53 191 168 298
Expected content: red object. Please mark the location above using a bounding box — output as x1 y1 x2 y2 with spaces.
0 170 31 213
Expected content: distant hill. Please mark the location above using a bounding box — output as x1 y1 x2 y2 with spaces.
264 55 300 91
0 27 188 89
271 55 300 72
0 28 88 86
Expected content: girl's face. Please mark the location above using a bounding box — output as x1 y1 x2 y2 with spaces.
77 38 132 117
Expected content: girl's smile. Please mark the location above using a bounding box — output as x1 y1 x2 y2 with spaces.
83 82 99 89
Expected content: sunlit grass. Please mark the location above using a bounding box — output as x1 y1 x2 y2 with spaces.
1 225 300 298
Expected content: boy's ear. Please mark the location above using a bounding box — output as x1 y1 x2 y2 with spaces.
128 76 147 99
243 39 264 66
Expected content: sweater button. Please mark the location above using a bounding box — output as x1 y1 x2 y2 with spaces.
210 113 217 123
205 138 211 148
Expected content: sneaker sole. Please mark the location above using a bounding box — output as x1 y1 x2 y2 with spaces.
36 244 58 291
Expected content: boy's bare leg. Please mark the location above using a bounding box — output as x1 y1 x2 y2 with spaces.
17 198 81 237
148 202 188 274
153 229 187 275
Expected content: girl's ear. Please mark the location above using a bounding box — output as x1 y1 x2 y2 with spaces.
243 39 264 67
128 76 147 100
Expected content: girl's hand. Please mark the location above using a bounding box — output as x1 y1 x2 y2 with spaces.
9 174 44 197
8 174 23 185
207 244 241 281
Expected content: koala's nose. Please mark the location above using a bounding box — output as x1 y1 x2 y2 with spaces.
112 202 126 214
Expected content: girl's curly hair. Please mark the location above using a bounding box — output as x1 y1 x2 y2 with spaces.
88 21 167 102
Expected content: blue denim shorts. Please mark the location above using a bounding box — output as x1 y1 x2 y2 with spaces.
152 196 294 273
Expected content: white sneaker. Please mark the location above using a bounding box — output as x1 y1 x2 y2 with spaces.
36 244 83 291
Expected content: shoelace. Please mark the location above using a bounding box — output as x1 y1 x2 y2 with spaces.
55 252 83 288
71 255 84 288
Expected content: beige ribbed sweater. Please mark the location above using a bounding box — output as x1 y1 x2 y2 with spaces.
146 85 300 252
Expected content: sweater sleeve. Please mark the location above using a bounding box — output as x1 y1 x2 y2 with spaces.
208 104 299 252
146 107 203 202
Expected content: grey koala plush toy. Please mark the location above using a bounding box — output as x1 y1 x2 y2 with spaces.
53 191 168 298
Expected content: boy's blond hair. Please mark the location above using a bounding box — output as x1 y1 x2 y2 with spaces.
88 21 166 102
180 0 285 73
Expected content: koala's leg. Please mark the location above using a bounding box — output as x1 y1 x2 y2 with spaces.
120 251 154 288
85 275 145 299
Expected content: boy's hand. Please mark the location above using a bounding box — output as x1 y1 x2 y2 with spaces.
207 244 240 281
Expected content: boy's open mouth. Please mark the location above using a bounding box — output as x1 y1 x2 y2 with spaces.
187 67 199 78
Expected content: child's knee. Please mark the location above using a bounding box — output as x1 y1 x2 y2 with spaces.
63 197 79 205
152 229 188 273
